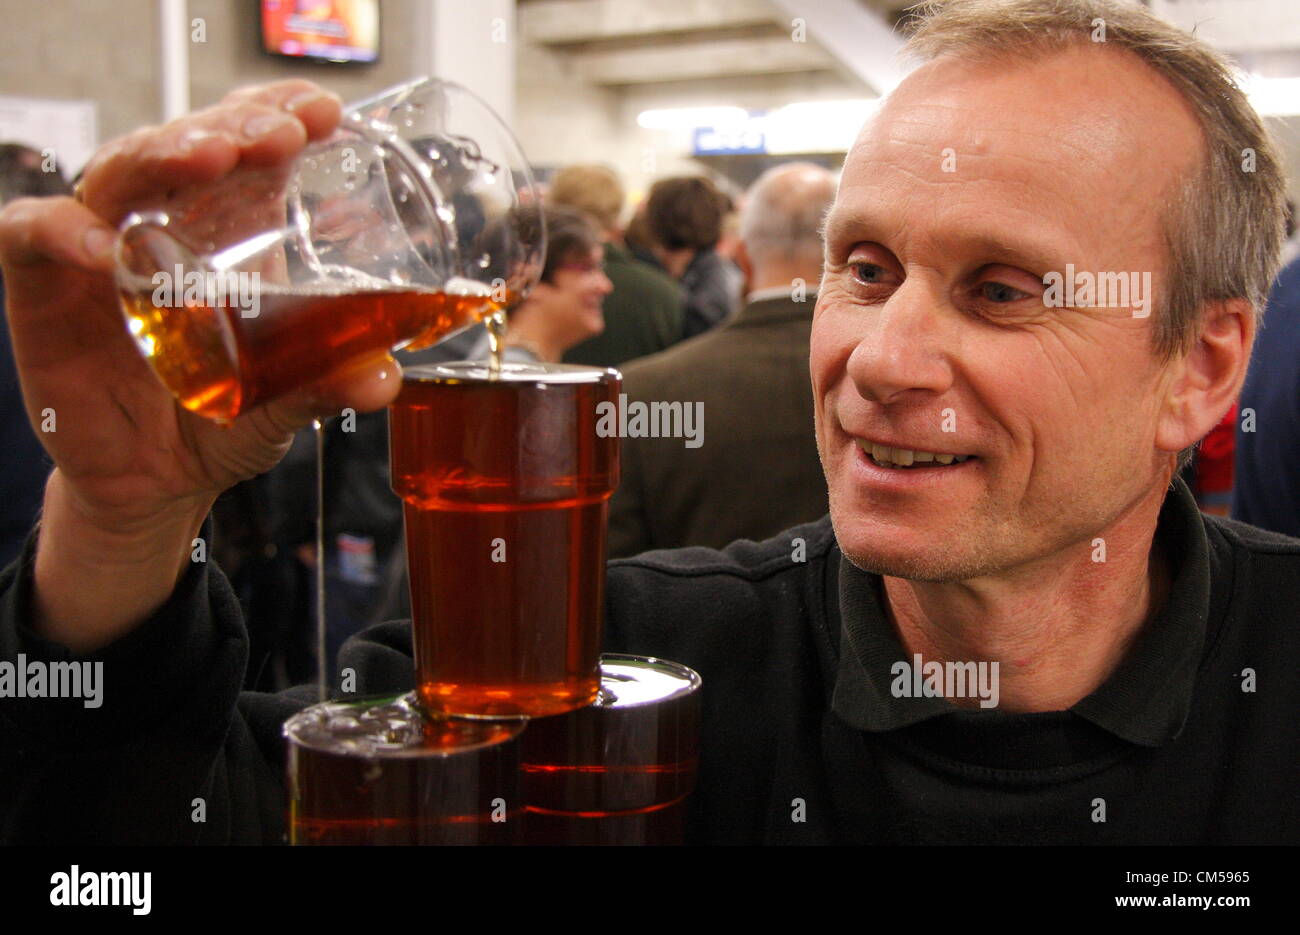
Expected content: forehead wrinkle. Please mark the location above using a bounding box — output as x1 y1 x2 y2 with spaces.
869 101 1105 166
852 122 1119 219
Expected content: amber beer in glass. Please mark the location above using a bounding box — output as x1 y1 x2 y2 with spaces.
114 77 545 423
285 693 524 845
521 655 701 845
119 279 502 423
390 361 621 718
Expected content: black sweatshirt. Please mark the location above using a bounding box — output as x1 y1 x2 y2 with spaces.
1 477 1297 844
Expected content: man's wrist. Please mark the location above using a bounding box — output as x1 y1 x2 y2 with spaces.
31 471 215 652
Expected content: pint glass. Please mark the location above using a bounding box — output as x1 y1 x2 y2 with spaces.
285 693 524 845
521 655 702 845
389 361 621 718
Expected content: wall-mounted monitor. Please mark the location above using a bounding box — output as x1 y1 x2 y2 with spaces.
261 0 380 65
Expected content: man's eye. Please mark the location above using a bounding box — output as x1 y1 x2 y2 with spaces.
979 281 1029 303
851 262 888 284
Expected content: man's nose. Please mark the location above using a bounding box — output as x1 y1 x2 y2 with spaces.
845 281 954 406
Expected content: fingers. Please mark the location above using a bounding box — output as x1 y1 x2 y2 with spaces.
82 107 296 225
203 352 401 487
0 195 116 275
80 80 342 226
220 79 343 140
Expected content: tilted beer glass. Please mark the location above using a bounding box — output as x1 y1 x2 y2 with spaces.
115 78 544 422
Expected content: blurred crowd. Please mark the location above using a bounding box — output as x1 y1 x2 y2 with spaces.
3 140 1298 691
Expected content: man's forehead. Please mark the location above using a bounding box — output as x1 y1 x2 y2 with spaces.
841 42 1203 204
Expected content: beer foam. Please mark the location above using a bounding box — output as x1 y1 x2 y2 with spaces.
256 266 436 296
443 276 495 297
117 265 436 298
404 360 620 385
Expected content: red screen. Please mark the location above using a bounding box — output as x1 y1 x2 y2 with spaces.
262 0 379 64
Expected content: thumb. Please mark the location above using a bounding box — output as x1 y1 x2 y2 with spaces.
256 350 404 436
207 352 403 482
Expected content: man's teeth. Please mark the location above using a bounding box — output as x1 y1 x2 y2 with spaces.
858 440 971 468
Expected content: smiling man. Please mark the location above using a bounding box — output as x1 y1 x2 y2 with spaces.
813 34 1225 713
603 0 1299 843
0 0 1297 846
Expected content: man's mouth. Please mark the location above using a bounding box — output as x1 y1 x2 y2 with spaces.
856 439 974 469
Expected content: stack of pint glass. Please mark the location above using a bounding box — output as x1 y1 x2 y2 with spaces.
284 361 702 845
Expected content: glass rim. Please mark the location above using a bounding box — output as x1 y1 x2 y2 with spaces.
596 653 703 707
282 691 526 758
401 360 622 385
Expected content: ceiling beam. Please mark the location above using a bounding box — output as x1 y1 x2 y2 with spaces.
569 34 832 84
765 0 906 96
520 0 780 45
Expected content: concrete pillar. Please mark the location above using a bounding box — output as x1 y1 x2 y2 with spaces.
422 0 516 127
159 0 190 121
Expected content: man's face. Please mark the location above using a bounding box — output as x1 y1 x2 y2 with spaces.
813 43 1204 580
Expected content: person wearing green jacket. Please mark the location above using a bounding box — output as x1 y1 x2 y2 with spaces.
549 164 685 368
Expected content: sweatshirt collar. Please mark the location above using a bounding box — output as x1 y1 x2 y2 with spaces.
830 475 1210 747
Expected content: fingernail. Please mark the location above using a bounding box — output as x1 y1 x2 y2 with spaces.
243 113 294 139
334 350 392 382
285 89 337 113
82 226 114 261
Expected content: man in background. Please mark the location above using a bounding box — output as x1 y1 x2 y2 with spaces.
609 162 836 556
1232 251 1300 537
644 176 739 338
547 164 684 367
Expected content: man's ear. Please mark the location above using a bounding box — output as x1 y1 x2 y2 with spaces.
1155 298 1255 455
735 240 753 283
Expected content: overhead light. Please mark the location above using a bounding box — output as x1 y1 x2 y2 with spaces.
763 99 880 155
636 106 748 130
768 99 878 124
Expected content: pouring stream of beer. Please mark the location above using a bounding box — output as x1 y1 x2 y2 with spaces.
486 309 506 378
313 418 327 703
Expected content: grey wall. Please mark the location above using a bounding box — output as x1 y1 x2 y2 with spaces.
0 0 160 145
0 0 434 164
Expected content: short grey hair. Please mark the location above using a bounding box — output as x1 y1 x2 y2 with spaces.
739 162 838 264
903 0 1288 473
